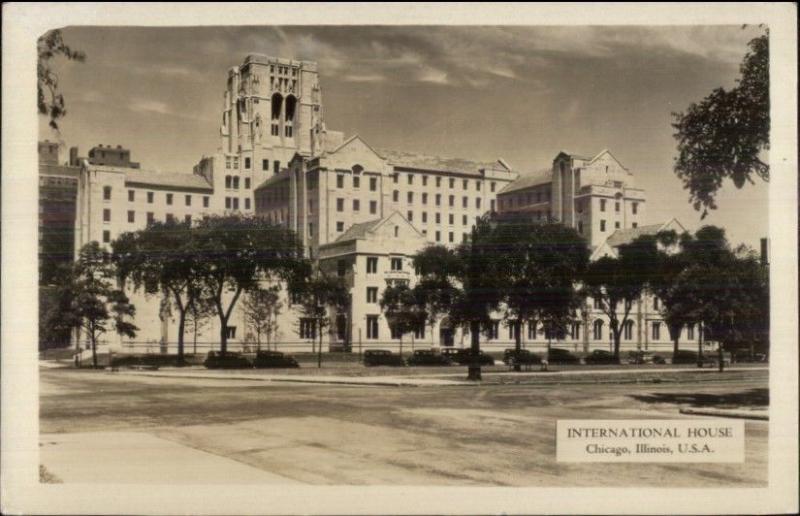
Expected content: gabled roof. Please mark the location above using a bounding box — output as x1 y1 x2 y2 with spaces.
324 134 382 157
604 219 686 248
498 169 552 194
335 218 384 243
377 148 510 177
333 211 424 244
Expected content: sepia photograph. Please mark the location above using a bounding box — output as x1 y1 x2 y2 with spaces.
2 3 798 515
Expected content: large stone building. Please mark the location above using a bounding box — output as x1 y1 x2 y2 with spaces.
63 53 710 357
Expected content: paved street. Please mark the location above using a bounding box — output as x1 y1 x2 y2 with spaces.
40 365 768 486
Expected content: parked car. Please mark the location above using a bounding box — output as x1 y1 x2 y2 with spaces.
406 349 453 366
584 349 618 365
502 348 542 367
203 351 252 369
442 348 495 366
253 350 300 368
363 349 406 367
671 349 719 366
546 348 581 364
626 350 666 365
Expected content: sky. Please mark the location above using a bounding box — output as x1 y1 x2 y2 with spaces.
40 25 769 248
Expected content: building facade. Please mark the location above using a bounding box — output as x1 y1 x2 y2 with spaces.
66 53 708 357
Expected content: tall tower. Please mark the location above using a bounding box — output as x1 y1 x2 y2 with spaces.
219 55 327 187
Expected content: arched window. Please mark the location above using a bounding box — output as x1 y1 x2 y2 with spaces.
284 95 296 121
593 320 604 341
623 320 634 340
271 93 283 120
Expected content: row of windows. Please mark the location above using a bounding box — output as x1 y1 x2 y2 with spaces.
224 197 251 210
336 173 498 193
105 187 212 208
225 156 281 175
389 191 484 210
224 175 251 189
599 199 639 214
502 189 551 208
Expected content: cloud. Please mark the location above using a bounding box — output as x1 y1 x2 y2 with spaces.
416 66 449 84
128 98 212 122
343 74 386 83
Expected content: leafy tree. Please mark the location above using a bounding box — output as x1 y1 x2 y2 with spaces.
69 242 138 368
488 221 589 370
192 215 307 355
293 268 349 367
380 282 427 357
242 285 283 351
38 29 86 130
113 220 204 364
39 264 79 351
184 295 215 355
672 32 769 217
582 238 653 361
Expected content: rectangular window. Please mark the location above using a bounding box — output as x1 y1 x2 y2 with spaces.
600 220 606 232
147 191 154 204
128 190 134 202
490 182 496 193
422 175 428 186
448 232 454 243
435 231 441 242
366 316 379 340
147 212 154 224
233 176 240 189
166 213 174 223
308 223 313 236
300 319 316 340
448 214 454 225
262 159 269 171
407 174 413 185
449 195 454 207
653 297 660 310
462 215 468 225
353 176 360 189
369 177 377 191
234 197 240 210
337 198 344 212
422 212 428 223
687 324 695 340
476 198 481 209
594 297 602 309
336 221 344 232
632 222 638 228
185 194 192 206
225 176 232 189
245 178 251 189
203 196 209 208
393 174 398 184
103 208 111 222
353 199 360 211
632 202 638 215
490 199 496 212
436 177 441 187
367 257 378 274
184 215 191 224
407 210 413 222
127 210 135 223
407 192 413 204
615 201 620 212
462 179 468 190
226 157 231 169
600 199 606 212
422 193 428 205
615 221 621 229
103 186 112 200
462 233 468 243
393 190 399 202
245 198 251 210
528 322 537 340
462 196 468 208
391 258 402 271
449 178 455 189
370 201 377 214
435 213 441 224
273 160 280 174
166 193 173 205
245 157 251 169
367 287 378 303
476 181 482 191
652 322 661 340
102 230 110 243
225 197 231 209
488 321 500 340
435 194 441 206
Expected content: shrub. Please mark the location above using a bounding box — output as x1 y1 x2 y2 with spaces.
203 351 252 369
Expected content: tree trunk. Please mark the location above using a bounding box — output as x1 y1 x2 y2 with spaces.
176 310 186 365
697 322 704 367
718 343 725 372
673 337 680 355
317 319 323 369
90 328 98 369
219 315 228 355
467 320 482 381
612 329 621 361
513 320 522 372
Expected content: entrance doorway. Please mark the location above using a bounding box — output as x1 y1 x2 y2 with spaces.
439 317 454 347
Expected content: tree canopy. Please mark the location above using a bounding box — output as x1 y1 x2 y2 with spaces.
672 32 769 217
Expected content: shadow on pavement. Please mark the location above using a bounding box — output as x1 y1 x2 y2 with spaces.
629 388 768 408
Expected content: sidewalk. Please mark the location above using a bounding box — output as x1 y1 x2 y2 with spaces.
109 365 768 387
40 431 301 484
